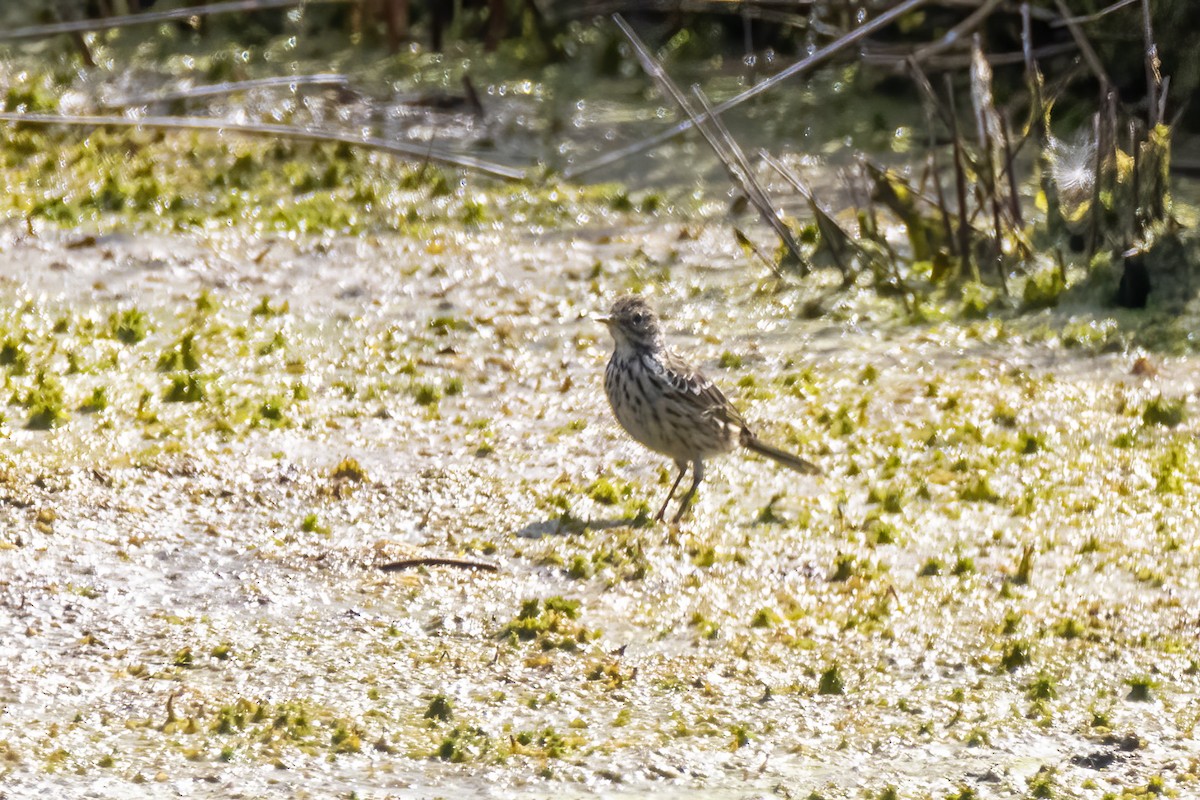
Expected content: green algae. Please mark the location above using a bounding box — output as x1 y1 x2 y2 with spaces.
0 117 655 238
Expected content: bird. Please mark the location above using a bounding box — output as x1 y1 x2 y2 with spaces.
597 295 820 523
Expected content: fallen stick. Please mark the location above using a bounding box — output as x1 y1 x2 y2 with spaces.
0 112 527 180
379 557 499 573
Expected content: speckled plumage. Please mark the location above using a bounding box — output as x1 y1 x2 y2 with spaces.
599 296 819 523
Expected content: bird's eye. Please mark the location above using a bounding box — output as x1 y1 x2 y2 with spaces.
632 312 646 325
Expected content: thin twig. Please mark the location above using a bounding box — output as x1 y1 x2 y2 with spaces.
988 162 1008 295
1000 116 1022 228
733 228 783 279
760 150 853 277
1141 0 1161 128
969 38 1009 295
1021 3 1044 143
1088 109 1105 257
741 3 756 85
865 42 1077 71
906 55 954 136
1156 77 1171 130
104 75 349 108
415 135 437 185
379 557 499 573
564 0 929 179
69 31 97 68
1129 120 1141 240
945 74 977 282
611 15 807 273
1051 0 1138 27
554 0 810 28
0 112 527 180
911 0 1006 62
690 86 808 273
928 151 957 259
0 0 348 41
1052 0 1113 92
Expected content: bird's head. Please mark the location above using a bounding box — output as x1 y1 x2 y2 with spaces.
597 296 663 351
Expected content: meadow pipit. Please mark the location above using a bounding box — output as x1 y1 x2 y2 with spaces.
598 296 820 523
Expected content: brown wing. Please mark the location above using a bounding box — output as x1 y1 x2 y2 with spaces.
654 348 749 430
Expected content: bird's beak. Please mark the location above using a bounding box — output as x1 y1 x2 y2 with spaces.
594 314 613 327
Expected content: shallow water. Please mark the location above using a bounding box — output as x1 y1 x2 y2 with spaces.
1 220 1198 798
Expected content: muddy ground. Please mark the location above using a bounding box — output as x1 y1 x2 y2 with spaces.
1 220 1198 799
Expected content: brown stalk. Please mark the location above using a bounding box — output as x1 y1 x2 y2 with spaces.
945 75 977 282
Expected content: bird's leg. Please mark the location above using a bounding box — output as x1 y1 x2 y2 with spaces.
672 460 705 523
655 460 689 523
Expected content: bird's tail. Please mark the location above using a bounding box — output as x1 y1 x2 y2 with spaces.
742 433 822 475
